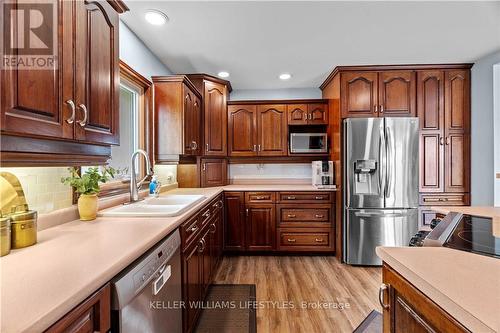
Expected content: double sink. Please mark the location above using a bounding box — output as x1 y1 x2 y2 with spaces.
99 194 206 217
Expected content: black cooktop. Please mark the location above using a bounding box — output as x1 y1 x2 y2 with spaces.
444 215 499 258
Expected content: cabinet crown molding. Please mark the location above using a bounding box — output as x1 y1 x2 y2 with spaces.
319 63 474 91
184 73 233 92
152 75 202 99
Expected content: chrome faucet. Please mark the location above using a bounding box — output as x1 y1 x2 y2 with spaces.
130 149 154 202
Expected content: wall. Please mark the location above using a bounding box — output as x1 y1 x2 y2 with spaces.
470 49 500 205
230 88 322 101
494 64 500 207
229 164 312 183
119 20 172 78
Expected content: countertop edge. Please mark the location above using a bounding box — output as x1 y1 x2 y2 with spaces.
376 247 495 333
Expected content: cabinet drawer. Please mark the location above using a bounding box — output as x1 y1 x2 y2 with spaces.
278 192 332 203
180 214 201 249
419 193 469 206
277 204 332 228
199 206 212 227
279 230 330 248
245 192 275 203
210 195 224 214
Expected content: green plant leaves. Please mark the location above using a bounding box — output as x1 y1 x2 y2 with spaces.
61 166 121 195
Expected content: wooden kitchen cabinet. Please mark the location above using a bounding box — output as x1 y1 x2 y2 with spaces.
180 194 224 333
223 192 246 251
381 264 468 333
153 76 202 162
1 0 127 165
341 72 379 118
45 283 111 333
200 158 227 187
228 105 258 157
341 71 416 118
228 104 287 156
417 69 470 200
245 203 276 251
287 103 328 125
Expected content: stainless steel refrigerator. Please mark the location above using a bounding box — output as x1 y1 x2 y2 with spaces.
343 117 419 265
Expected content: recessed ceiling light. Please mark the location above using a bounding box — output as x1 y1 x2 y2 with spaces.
145 10 168 26
279 73 292 80
218 71 230 78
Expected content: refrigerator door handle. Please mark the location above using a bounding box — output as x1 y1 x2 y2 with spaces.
385 126 392 197
379 124 386 197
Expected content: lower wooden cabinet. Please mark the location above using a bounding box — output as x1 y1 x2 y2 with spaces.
45 284 110 333
180 194 224 333
245 203 276 251
381 264 468 333
200 158 227 187
224 191 335 253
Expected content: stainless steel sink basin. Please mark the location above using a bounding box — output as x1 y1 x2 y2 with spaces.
99 194 206 217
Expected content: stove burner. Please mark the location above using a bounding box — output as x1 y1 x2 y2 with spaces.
456 231 498 253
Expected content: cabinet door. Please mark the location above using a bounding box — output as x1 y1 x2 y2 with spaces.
341 72 378 118
444 70 470 193
223 192 246 251
257 105 287 156
1 0 74 140
308 103 328 124
75 0 120 145
378 71 416 117
192 95 202 155
246 204 275 251
287 104 308 125
183 89 195 155
201 228 212 294
200 158 227 187
204 81 227 156
228 105 257 156
182 240 202 333
417 71 445 193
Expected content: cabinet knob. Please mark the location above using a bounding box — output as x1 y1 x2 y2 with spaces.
189 226 198 233
379 283 390 309
65 100 76 124
445 136 450 145
439 137 445 145
77 104 88 127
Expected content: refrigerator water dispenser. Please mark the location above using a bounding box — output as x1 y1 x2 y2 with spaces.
353 159 378 194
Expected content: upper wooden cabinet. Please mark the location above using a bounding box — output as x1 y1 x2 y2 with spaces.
1 0 127 165
341 71 416 118
418 69 470 195
228 104 287 156
257 105 287 156
187 75 231 157
228 105 258 157
153 76 202 162
287 103 328 125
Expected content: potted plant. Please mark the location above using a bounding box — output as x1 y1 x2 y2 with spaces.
61 167 117 221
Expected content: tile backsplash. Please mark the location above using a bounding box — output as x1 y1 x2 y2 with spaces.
0 167 73 214
229 163 312 181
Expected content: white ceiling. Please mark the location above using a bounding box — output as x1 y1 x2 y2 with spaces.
121 1 500 90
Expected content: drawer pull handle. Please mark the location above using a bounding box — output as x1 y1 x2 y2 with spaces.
202 211 211 219
210 223 216 232
189 226 198 233
287 238 296 243
379 283 390 309
315 238 324 243
287 214 297 218
286 196 296 200
315 214 324 218
315 196 324 200
255 196 267 200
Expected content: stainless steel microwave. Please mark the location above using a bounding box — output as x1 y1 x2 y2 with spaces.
290 133 328 153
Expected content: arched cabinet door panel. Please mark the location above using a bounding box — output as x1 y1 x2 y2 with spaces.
257 105 287 156
204 81 227 156
75 0 120 145
378 71 416 117
341 72 378 118
228 105 257 156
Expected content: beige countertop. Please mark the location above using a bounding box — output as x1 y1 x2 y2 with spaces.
0 187 223 333
376 246 500 333
430 206 500 218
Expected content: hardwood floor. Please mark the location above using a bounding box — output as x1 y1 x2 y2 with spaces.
213 255 382 333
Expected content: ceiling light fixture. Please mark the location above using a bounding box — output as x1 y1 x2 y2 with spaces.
218 71 230 78
145 10 168 26
279 73 292 80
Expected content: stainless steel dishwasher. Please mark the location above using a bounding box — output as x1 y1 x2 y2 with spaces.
111 230 182 333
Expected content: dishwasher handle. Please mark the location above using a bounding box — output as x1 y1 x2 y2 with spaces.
152 264 172 296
